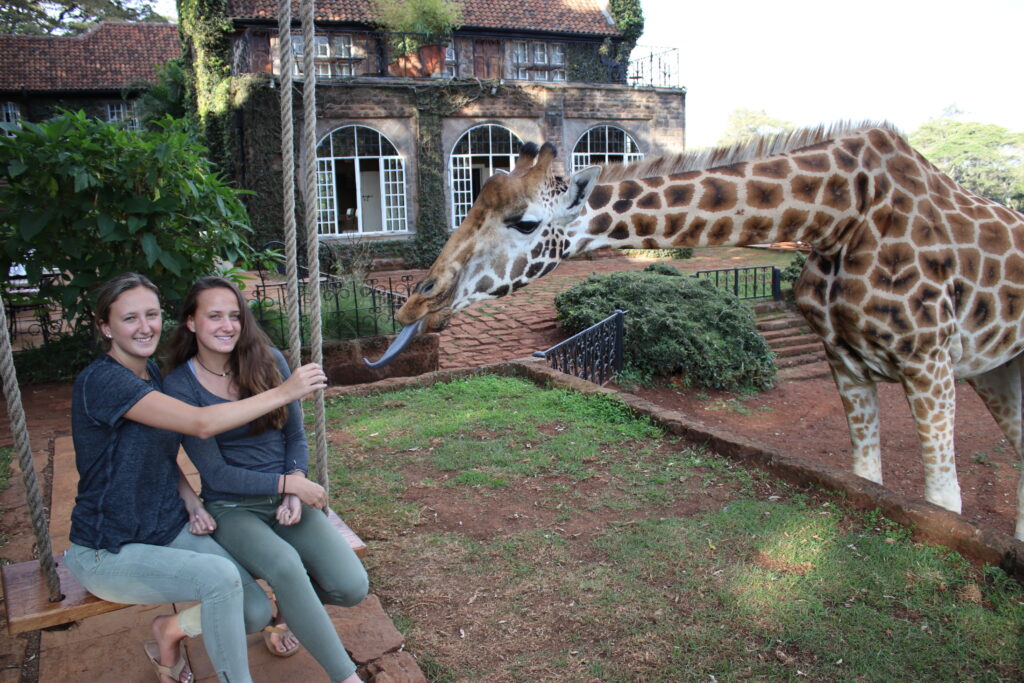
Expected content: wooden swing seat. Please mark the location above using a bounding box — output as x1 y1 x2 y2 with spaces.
2 438 366 635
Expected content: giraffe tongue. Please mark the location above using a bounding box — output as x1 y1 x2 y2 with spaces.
363 319 424 368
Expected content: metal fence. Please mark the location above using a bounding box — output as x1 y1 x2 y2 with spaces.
534 309 626 385
692 266 782 301
247 275 415 347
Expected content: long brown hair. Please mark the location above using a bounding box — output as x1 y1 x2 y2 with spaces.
94 273 160 352
164 276 286 433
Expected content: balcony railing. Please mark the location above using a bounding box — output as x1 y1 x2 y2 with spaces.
235 29 681 89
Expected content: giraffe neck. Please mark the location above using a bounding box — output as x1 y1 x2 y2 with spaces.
564 133 881 258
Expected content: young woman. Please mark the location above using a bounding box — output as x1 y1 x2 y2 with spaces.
163 276 368 683
64 273 328 683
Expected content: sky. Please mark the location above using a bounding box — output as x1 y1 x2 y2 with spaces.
637 0 1024 148
153 0 1024 149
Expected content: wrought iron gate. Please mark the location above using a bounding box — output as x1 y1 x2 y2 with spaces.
533 309 626 385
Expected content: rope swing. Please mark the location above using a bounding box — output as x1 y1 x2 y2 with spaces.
0 301 61 603
275 0 331 496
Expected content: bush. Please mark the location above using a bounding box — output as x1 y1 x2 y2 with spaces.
0 111 253 330
554 271 776 391
781 251 807 287
642 262 683 277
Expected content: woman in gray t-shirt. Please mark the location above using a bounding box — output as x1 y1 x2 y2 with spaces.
164 276 367 683
64 273 328 683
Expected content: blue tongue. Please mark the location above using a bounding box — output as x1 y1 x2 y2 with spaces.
363 319 424 368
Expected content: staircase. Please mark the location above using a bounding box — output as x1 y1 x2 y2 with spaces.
752 302 831 381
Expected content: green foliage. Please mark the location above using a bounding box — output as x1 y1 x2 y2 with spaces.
623 247 693 260
554 270 776 391
607 0 643 64
374 0 461 54
716 108 794 148
780 251 807 287
642 262 683 277
0 0 163 35
12 328 96 383
0 111 252 329
910 117 1024 211
253 286 400 347
127 58 190 125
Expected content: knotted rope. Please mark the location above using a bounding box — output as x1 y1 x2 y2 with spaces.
0 300 61 601
276 0 329 494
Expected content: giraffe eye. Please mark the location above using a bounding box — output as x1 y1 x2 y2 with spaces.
510 219 541 234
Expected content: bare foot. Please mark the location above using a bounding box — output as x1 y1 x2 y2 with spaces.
150 614 192 683
266 620 300 654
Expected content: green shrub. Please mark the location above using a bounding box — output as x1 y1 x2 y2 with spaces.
781 251 807 287
642 262 683 277
623 247 694 260
554 271 776 391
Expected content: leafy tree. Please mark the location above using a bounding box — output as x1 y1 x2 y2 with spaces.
910 117 1024 211
126 58 190 125
716 108 794 148
0 111 253 330
0 0 164 35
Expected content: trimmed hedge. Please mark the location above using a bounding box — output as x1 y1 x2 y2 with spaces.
554 270 776 391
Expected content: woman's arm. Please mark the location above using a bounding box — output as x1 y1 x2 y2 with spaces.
176 466 216 535
124 363 327 439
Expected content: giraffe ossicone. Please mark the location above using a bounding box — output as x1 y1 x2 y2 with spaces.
373 121 1024 540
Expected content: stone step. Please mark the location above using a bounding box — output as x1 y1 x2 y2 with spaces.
775 349 828 368
761 329 817 345
773 342 825 358
778 360 833 381
757 317 807 333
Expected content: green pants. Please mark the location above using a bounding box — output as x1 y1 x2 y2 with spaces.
207 496 369 682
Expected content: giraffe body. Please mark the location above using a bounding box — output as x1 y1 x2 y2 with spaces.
389 125 1024 539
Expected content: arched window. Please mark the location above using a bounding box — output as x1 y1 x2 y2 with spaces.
449 124 524 230
316 126 407 235
570 126 643 172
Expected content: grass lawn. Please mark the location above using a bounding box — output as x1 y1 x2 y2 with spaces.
322 374 1023 682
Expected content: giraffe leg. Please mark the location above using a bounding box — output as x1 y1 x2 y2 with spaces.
829 364 883 483
900 360 961 514
966 356 1024 540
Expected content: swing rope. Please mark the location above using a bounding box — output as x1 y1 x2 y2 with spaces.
0 300 62 602
278 0 330 494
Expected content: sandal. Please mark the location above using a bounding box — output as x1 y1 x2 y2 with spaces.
263 623 301 657
143 640 192 683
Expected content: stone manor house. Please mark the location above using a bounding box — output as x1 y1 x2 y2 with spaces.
1 0 686 255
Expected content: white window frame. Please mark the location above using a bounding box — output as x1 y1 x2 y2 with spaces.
106 101 138 131
571 125 644 173
2 102 20 137
448 124 524 231
315 125 408 236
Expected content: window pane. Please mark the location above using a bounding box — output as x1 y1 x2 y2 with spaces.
551 44 565 65
356 127 381 157
333 126 356 156
533 43 547 63
315 36 329 57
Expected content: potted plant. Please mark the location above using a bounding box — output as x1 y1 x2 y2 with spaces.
375 0 462 77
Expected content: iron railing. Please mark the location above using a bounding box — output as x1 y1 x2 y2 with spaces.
692 266 782 301
247 275 415 347
626 46 680 89
533 309 626 385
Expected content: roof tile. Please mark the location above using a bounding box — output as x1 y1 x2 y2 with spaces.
0 22 180 93
228 0 619 36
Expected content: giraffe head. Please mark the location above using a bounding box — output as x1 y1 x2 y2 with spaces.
366 142 600 367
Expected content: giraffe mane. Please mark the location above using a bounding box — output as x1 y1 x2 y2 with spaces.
594 120 902 182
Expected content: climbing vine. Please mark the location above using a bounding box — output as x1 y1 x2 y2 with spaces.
608 0 643 65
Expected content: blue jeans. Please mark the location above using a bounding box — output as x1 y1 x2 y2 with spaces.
208 496 369 683
64 524 272 683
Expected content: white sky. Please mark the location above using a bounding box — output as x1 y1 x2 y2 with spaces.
153 0 1024 149
638 0 1024 148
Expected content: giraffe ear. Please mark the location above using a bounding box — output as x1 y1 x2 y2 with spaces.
556 166 600 223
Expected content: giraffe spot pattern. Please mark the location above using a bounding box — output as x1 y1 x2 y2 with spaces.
794 154 831 173
663 212 688 238
752 159 792 178
609 221 630 241
588 185 612 210
823 174 852 211
887 155 926 195
978 222 1011 252
642 176 665 188
637 192 662 210
746 180 784 209
665 184 694 207
632 214 658 237
698 177 738 211
791 175 823 203
741 215 773 242
779 208 809 242
618 180 643 200
676 217 707 245
587 213 612 235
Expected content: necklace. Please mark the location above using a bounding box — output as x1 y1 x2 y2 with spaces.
195 356 231 377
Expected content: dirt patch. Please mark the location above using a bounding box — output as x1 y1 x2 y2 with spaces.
625 375 1019 538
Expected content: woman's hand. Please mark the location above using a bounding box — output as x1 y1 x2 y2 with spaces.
280 363 328 402
188 505 217 536
275 494 302 526
282 471 327 510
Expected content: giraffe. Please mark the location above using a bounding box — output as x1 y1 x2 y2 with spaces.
371 122 1024 540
